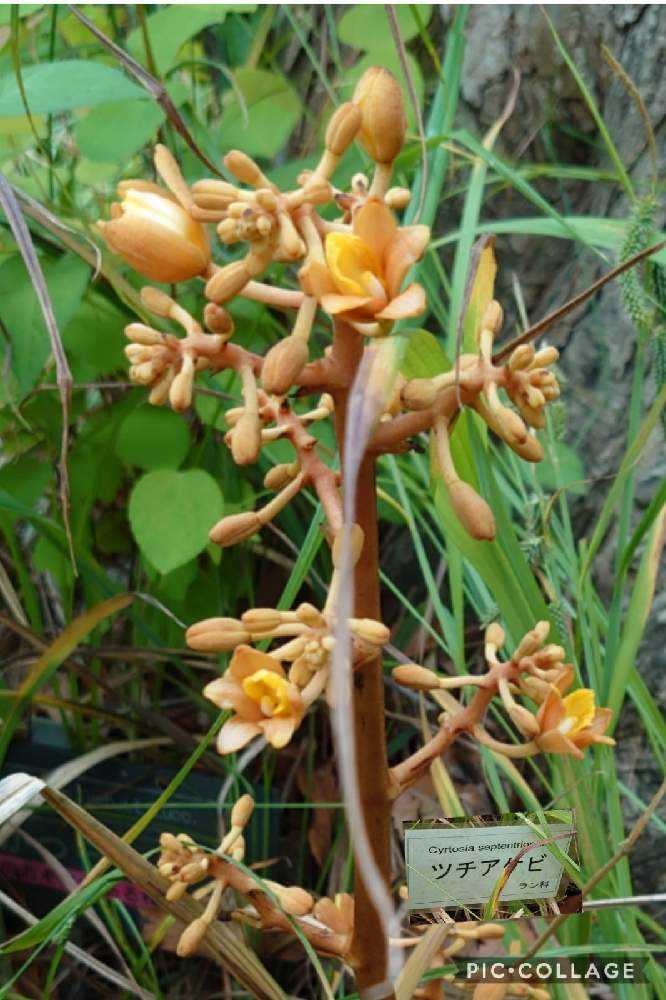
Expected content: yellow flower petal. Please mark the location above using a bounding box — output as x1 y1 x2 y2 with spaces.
559 689 596 735
242 668 293 717
325 232 382 297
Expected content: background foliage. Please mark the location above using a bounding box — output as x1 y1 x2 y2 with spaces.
0 5 664 998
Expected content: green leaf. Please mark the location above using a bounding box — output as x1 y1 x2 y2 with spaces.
0 61 144 117
337 5 432 47
126 5 251 75
115 405 191 471
0 455 50 520
61 291 126 380
401 329 450 380
0 254 90 397
218 68 300 159
129 469 223 574
73 99 164 163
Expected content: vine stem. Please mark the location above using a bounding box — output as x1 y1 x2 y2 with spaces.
331 322 395 998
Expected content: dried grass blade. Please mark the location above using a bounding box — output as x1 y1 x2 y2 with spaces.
40 786 286 999
0 594 133 765
0 172 76 568
67 5 223 178
395 924 450 1000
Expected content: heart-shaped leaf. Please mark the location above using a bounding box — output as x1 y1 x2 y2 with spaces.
129 469 223 574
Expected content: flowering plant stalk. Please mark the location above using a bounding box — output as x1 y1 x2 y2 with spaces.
99 67 616 999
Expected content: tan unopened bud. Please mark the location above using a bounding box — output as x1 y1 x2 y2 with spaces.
177 917 208 957
203 302 234 339
535 643 565 665
132 360 158 385
474 922 507 940
295 603 325 627
385 186 411 210
401 378 437 410
447 480 496 541
169 356 194 412
472 984 509 999
266 882 314 916
509 344 536 371
160 832 181 851
209 511 261 546
262 335 310 395
149 368 174 406
125 322 163 346
392 663 441 690
482 300 503 335
264 461 300 491
166 880 188 901
186 616 250 652
231 794 254 829
353 66 407 164
224 150 268 187
506 700 540 737
140 285 175 317
125 344 154 364
349 618 390 646
485 622 505 649
512 431 543 462
241 608 284 632
515 621 550 658
231 412 262 466
205 260 251 304
325 101 362 155
494 406 528 447
332 523 365 568
533 346 559 368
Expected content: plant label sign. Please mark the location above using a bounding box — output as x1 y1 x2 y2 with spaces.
404 820 575 910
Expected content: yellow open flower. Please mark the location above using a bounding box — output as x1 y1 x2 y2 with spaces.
203 645 305 754
300 197 428 329
535 687 614 759
98 184 210 284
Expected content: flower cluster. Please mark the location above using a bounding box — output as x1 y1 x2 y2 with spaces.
187 552 389 754
392 620 614 778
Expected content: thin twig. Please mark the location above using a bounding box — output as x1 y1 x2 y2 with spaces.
493 240 666 362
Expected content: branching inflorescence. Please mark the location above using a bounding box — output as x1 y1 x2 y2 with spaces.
99 66 614 997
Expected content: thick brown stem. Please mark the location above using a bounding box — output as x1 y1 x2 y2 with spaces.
332 320 395 999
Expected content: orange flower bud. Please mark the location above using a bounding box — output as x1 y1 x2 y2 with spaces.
392 663 442 690
176 917 208 957
209 511 261 547
485 622 505 650
231 412 262 466
325 101 362 155
98 188 209 283
447 480 496 542
241 608 284 632
205 260 252 304
352 66 407 164
349 618 390 646
231 793 254 829
264 461 300 491
261 335 310 395
186 616 250 652
481 299 503 334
